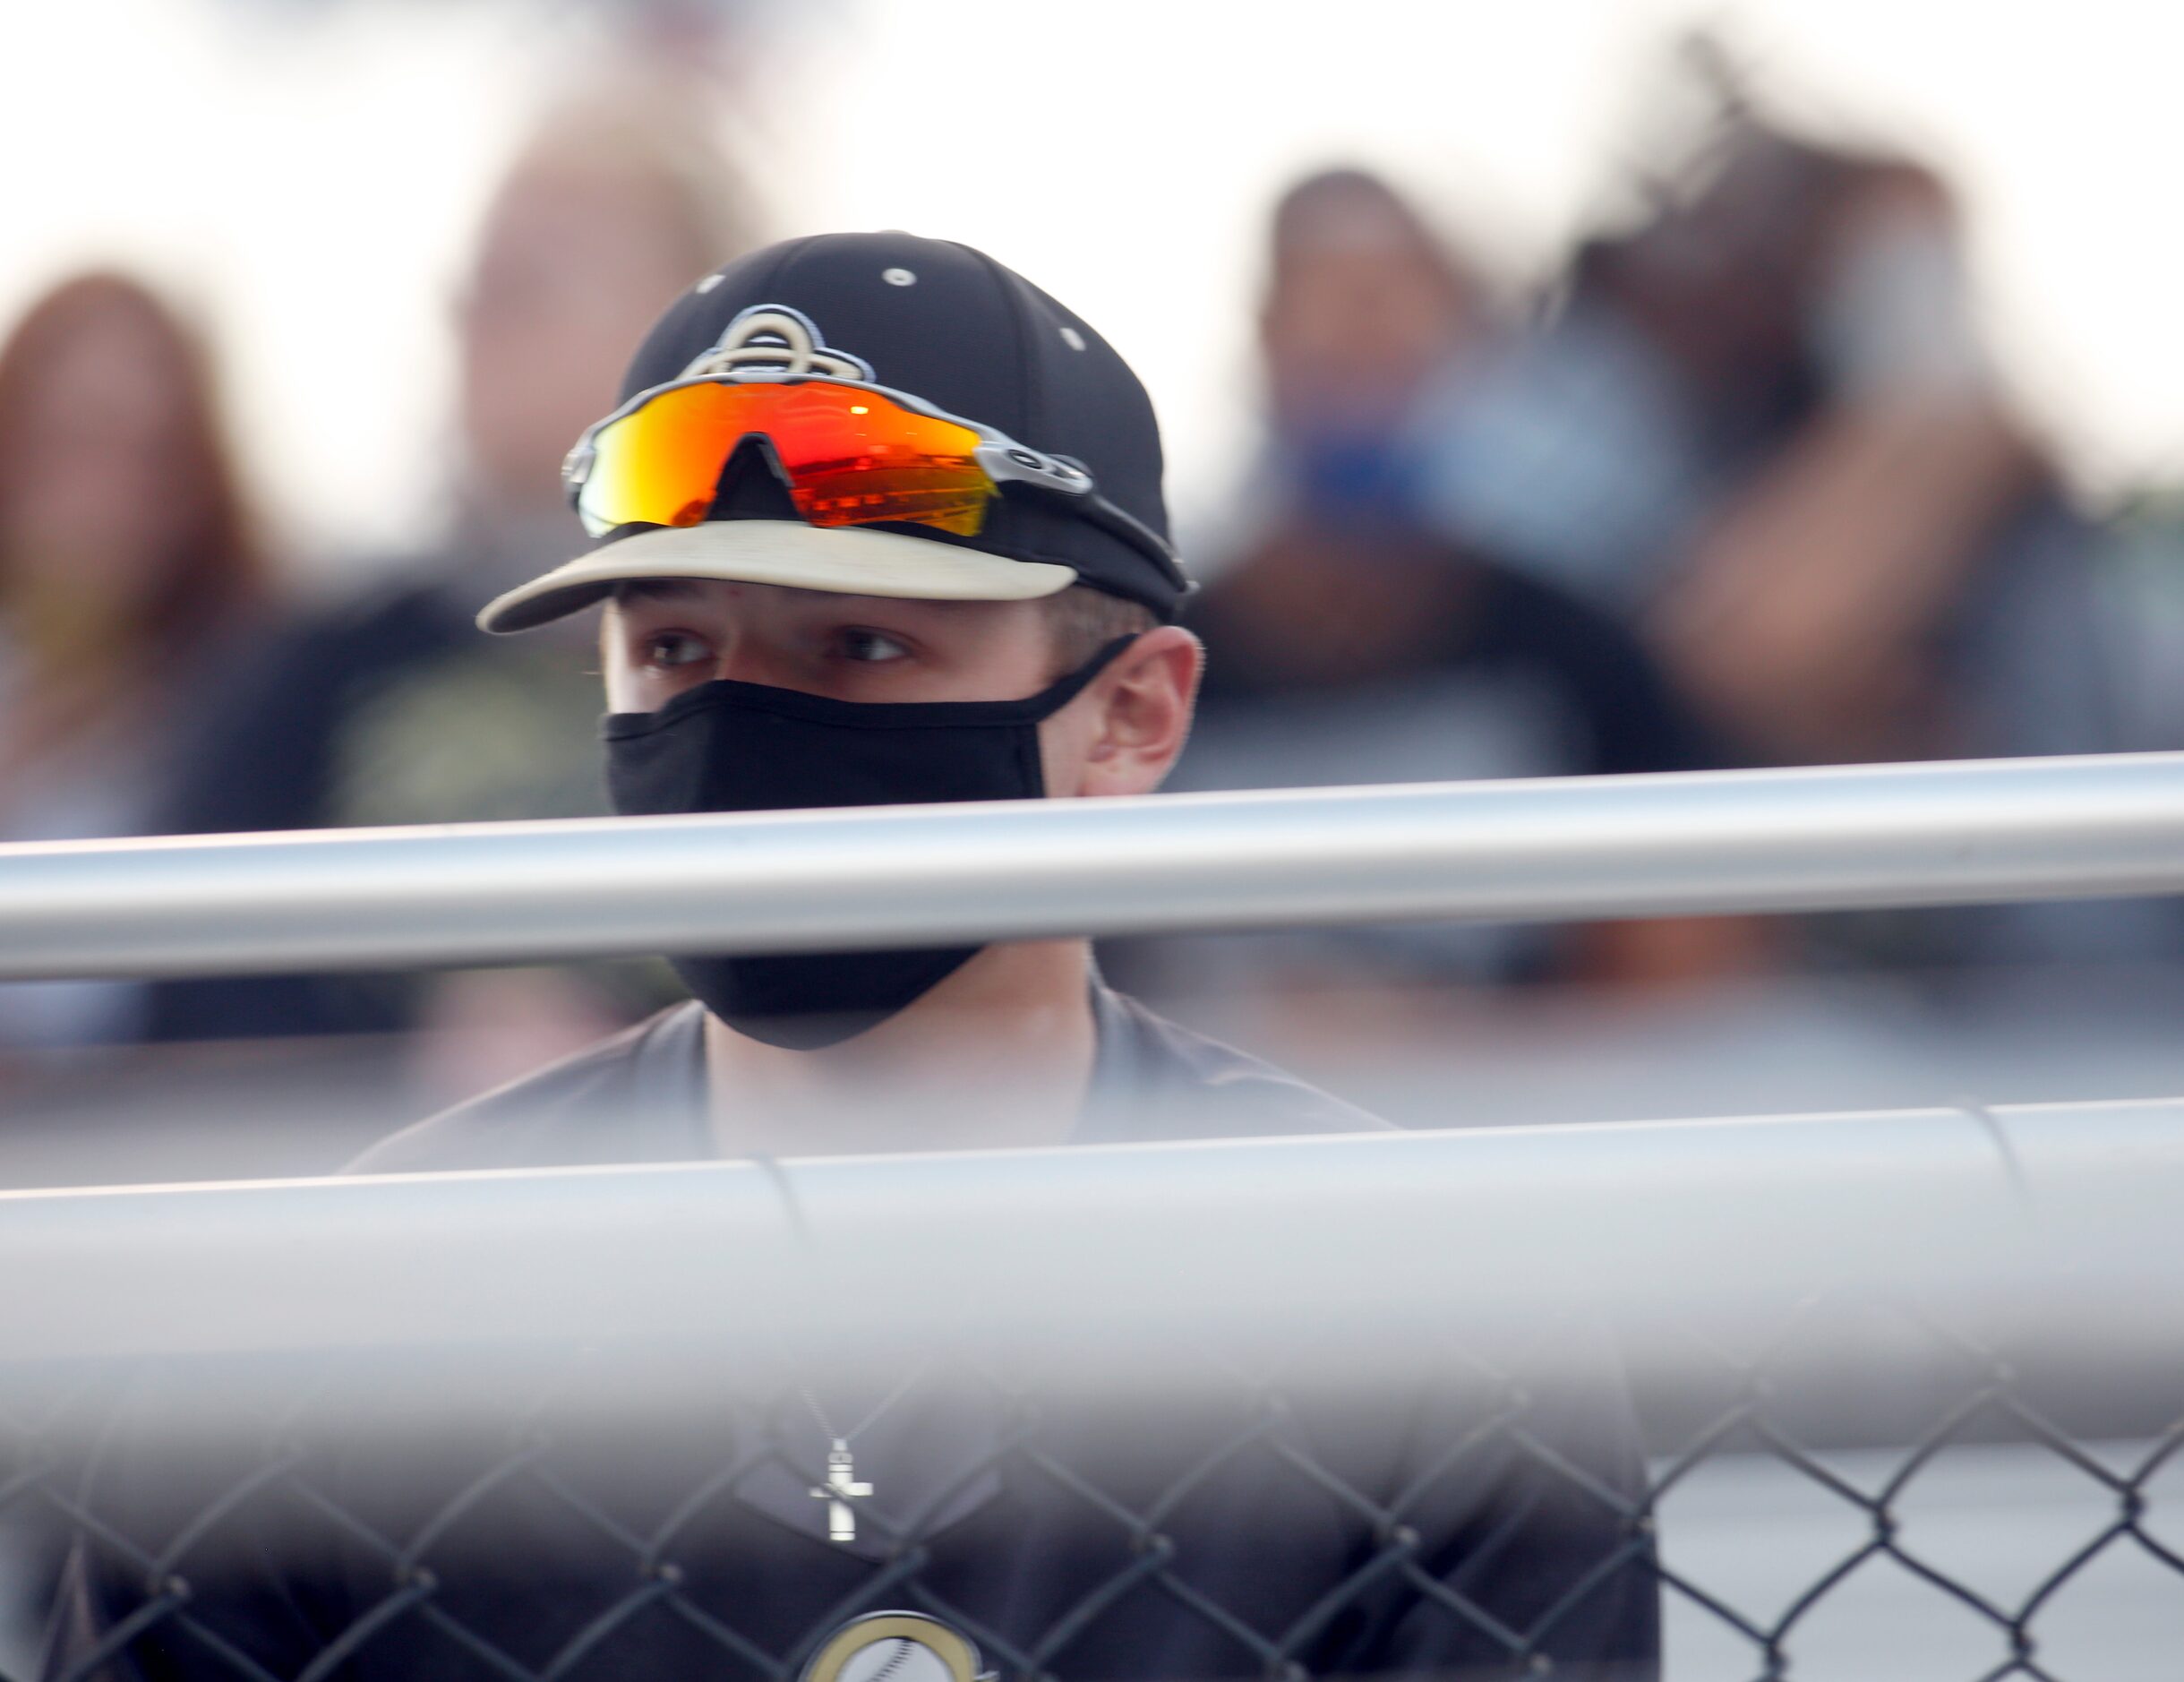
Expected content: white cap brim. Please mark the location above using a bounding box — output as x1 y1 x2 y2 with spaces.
477 521 1079 634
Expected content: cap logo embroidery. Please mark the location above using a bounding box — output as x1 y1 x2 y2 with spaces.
681 304 876 384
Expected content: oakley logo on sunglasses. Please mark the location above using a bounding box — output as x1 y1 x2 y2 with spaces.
681 305 877 384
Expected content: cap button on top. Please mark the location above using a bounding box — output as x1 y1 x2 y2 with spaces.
881 268 917 287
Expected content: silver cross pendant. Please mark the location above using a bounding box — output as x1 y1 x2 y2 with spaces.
809 1439 873 1544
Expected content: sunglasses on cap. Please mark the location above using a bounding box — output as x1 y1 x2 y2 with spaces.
561 373 1187 592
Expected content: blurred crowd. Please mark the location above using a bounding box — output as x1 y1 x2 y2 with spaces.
1137 92 2166 1046
3 44 2181 1138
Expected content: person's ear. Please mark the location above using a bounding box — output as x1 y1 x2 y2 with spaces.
1074 626 1202 798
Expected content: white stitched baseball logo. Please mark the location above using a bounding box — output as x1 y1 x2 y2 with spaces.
799 1612 994 1682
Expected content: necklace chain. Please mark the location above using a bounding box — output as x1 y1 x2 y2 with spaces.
738 1151 923 1541
794 1362 926 1450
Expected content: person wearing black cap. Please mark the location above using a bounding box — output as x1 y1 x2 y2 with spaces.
47 235 1659 1682
344 230 1265 1164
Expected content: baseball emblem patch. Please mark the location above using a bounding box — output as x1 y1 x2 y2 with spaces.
800 1611 993 1682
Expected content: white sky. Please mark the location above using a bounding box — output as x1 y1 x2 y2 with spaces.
3 0 2180 573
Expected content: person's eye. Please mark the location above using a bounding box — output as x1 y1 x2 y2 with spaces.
641 630 714 670
839 628 911 665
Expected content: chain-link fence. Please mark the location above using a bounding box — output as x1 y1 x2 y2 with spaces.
0 1099 2180 1682
4 1291 2183 1682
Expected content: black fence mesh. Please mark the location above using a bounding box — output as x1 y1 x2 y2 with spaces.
4 1292 2181 1682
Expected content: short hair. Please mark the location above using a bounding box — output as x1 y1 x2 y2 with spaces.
1038 585 1157 677
1265 167 1481 320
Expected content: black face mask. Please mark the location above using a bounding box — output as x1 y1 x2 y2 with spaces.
604 637 1135 1050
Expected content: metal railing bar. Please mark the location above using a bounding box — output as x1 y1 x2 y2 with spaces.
0 752 2180 979
0 1096 2179 1380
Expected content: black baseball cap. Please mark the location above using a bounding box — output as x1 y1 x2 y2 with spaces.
479 231 1190 632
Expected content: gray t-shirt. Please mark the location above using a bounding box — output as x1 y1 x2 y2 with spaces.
51 991 1658 1682
349 982 1392 1176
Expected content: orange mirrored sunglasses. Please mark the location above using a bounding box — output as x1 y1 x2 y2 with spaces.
562 374 1186 588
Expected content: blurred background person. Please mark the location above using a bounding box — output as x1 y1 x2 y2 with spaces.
1634 150 2060 769
141 84 760 1102
1416 48 2141 974
0 273 267 1062
1121 168 1764 1070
